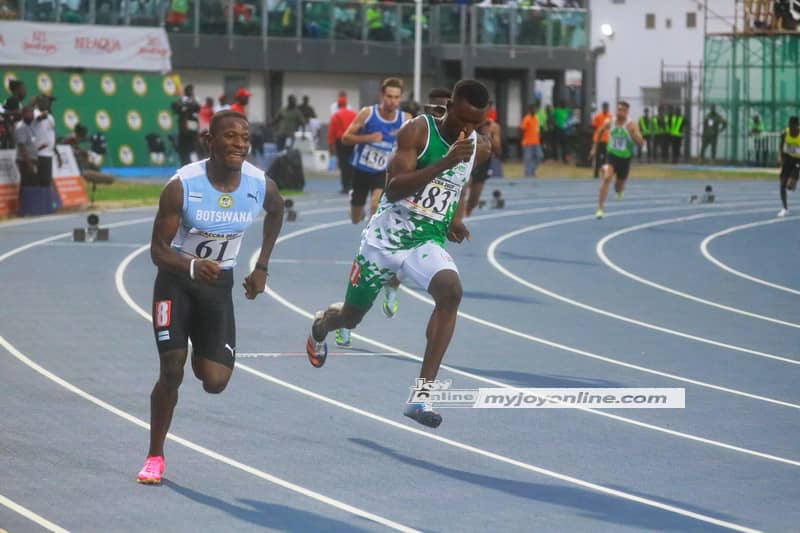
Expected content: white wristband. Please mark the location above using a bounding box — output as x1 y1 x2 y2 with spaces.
189 259 196 280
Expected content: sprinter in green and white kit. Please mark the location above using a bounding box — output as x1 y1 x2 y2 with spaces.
305 80 491 428
591 101 645 219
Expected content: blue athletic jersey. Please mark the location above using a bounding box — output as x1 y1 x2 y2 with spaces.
170 159 266 269
351 104 404 174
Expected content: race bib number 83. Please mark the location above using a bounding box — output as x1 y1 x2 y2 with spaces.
403 178 459 221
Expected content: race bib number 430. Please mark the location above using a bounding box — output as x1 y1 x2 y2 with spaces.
357 144 390 171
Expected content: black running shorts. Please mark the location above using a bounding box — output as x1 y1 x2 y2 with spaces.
351 168 386 207
606 153 632 180
471 157 492 184
152 268 236 368
780 157 800 181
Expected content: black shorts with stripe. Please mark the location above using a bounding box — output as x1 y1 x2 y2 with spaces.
152 268 236 368
780 157 800 181
350 168 386 207
606 153 632 180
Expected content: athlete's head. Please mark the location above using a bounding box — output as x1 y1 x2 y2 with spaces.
424 88 451 118
444 80 489 138
616 101 630 122
208 110 249 171
790 116 800 135
380 77 404 113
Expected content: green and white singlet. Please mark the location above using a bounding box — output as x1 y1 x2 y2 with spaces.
364 114 478 251
606 121 634 159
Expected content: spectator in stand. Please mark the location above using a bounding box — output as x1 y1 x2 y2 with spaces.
214 93 230 113
330 90 352 117
520 103 543 177
198 97 214 132
298 94 320 141
553 99 571 162
273 94 307 151
230 88 251 116
14 105 38 187
591 102 612 177
328 94 357 194
5 79 27 109
171 84 200 165
31 95 58 190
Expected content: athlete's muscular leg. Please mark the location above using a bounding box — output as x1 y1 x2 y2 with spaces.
148 348 188 457
370 188 384 219
614 178 626 195
598 164 615 211
349 205 365 224
420 270 462 381
313 302 369 340
191 356 233 394
466 181 485 217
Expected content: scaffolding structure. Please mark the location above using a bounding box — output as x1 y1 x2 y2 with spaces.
702 0 800 163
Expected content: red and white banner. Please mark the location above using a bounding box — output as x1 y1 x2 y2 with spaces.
0 22 171 72
53 145 88 208
0 149 21 217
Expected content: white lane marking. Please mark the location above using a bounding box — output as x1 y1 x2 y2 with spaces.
238 352 399 358
397 285 800 411
487 206 800 366
236 365 762 533
700 217 800 296
0 216 154 264
0 493 69 533
597 212 800 329
0 336 418 533
270 258 352 265
0 222 417 533
42 241 146 249
247 218 799 467
114 240 762 532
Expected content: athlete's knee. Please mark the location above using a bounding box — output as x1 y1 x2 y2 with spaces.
159 362 184 389
202 376 230 394
430 272 462 308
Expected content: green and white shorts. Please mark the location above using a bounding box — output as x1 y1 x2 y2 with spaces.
345 240 459 309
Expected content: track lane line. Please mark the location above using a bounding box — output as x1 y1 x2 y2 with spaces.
700 217 800 296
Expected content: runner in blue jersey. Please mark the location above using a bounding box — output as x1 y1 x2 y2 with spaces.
342 77 412 224
137 110 284 484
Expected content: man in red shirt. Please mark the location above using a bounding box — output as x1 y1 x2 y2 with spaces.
230 88 250 116
328 95 357 194
591 102 612 178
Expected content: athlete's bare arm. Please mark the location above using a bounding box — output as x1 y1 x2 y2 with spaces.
590 118 612 158
385 116 474 202
342 107 383 146
447 185 470 243
476 135 492 166
490 122 502 157
150 178 220 281
627 121 645 147
243 178 284 299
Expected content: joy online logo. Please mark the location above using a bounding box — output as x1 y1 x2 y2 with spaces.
74 36 122 53
23 31 57 55
137 34 169 58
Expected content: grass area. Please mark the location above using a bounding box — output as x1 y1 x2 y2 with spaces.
89 179 303 209
500 161 779 181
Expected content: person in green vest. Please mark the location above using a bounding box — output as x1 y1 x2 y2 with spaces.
668 106 685 163
750 114 767 167
553 100 571 163
777 116 800 217
637 107 653 162
700 104 727 162
655 105 669 163
589 101 644 219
